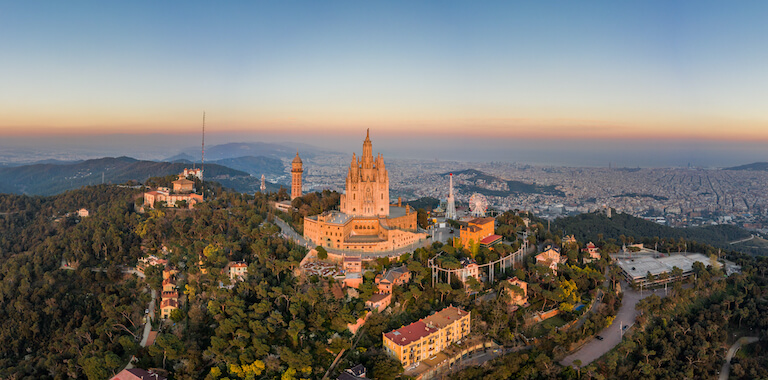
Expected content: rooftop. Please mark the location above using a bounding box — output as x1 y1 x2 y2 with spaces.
617 253 721 279
468 217 495 226
389 205 408 218
422 305 468 329
479 234 502 245
112 368 167 380
368 293 391 303
384 320 437 347
384 306 468 346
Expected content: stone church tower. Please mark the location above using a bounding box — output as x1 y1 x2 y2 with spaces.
291 152 303 200
340 129 390 217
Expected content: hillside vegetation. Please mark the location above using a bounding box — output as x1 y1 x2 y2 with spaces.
0 157 250 196
554 211 754 252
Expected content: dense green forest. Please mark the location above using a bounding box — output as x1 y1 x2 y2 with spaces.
0 157 250 196
3 183 767 379
553 211 754 252
0 186 147 378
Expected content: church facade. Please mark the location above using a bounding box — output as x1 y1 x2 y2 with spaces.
304 130 425 253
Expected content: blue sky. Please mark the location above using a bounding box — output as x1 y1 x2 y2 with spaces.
1 1 767 165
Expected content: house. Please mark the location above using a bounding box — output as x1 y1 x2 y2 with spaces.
77 208 89 217
161 290 178 302
582 242 601 262
162 277 177 293
383 306 470 367
457 257 481 285
137 256 167 273
344 272 363 289
343 255 362 273
112 368 167 380
182 168 203 180
172 176 195 193
506 277 528 306
459 217 498 249
366 293 392 312
536 246 565 274
229 261 248 281
160 299 179 319
143 190 203 209
162 268 178 280
337 364 368 380
375 266 411 294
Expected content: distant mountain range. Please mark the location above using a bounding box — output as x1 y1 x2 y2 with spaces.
443 169 564 197
724 162 768 171
0 157 255 196
174 141 333 161
161 154 286 178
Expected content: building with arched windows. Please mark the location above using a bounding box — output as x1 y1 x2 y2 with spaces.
303 130 425 253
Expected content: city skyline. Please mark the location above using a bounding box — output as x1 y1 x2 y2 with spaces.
2 1 768 152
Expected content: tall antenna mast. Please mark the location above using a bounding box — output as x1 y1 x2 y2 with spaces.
201 111 205 183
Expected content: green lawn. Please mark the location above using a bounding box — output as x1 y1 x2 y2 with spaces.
527 314 568 337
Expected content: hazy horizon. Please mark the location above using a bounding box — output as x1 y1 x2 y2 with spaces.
2 131 767 169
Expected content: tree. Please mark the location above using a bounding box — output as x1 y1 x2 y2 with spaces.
316 246 328 260
170 308 185 323
149 333 184 369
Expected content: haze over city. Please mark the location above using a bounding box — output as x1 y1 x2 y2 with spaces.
2 1 768 167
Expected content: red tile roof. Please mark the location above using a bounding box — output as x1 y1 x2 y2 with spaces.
112 368 167 380
384 306 468 346
384 320 437 347
479 234 502 245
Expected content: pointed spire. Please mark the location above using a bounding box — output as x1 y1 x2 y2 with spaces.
366 128 370 141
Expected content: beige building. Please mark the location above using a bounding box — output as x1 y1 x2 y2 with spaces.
172 176 195 193
506 277 528 306
383 306 470 367
303 130 425 253
536 245 565 274
229 261 248 281
375 266 411 294
343 256 362 273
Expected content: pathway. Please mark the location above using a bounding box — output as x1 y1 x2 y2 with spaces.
560 283 668 368
729 235 756 245
719 336 759 380
139 289 157 347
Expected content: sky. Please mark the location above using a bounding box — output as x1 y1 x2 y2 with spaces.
1 1 768 166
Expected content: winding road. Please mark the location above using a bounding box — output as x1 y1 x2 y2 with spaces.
719 336 759 380
560 284 669 368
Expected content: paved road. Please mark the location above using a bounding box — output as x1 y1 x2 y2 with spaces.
560 284 668 368
139 289 157 347
719 336 759 380
273 217 310 247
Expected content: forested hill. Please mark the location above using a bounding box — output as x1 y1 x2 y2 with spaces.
0 186 147 378
553 211 754 251
0 156 249 196
724 162 768 171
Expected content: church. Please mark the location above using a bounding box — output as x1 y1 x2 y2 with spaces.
303 130 426 253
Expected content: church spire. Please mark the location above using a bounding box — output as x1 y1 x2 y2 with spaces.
362 129 373 168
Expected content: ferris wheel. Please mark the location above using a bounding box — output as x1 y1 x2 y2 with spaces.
469 193 488 217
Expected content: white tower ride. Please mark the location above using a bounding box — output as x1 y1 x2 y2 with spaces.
445 173 457 220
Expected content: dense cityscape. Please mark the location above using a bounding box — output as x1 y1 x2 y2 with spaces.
298 155 768 232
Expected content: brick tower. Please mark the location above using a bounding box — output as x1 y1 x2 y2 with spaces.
291 151 303 200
